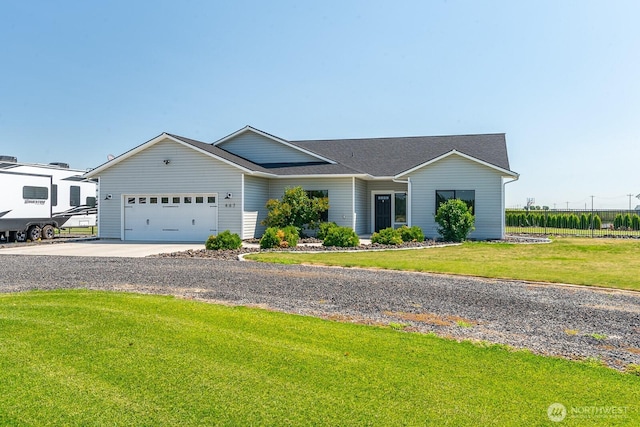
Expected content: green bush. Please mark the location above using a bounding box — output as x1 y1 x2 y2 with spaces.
593 214 602 229
322 226 360 247
614 214 623 230
260 226 299 249
399 225 424 242
371 227 403 245
282 226 299 247
262 186 329 230
316 222 338 240
435 199 475 242
260 227 281 249
205 230 242 250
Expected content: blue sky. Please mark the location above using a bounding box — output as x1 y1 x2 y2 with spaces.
1 1 639 209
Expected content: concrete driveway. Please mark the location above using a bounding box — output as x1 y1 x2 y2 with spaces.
0 240 204 258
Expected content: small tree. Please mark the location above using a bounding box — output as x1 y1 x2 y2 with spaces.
592 214 602 230
262 186 329 230
435 199 475 242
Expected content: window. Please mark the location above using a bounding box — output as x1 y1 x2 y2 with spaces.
306 190 329 222
195 196 204 203
70 186 81 207
139 197 147 204
127 197 136 204
150 197 158 204
172 197 180 204
86 196 96 207
395 193 407 223
207 196 216 203
161 197 169 204
23 186 48 200
52 185 58 206
184 196 192 204
436 190 475 213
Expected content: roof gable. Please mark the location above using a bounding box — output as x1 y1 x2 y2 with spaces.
213 126 335 165
85 133 275 178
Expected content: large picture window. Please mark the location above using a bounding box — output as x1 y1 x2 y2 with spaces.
306 190 329 222
436 190 475 213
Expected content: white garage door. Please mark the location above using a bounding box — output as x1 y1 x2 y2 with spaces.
123 194 218 242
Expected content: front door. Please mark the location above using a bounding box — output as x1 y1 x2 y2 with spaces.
374 194 392 232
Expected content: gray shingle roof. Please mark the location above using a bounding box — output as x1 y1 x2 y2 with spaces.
290 133 513 177
170 133 366 176
171 132 515 178
168 134 271 174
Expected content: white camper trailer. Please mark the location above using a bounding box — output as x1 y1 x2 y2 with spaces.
0 156 97 242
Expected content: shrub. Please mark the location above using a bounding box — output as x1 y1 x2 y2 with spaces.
435 199 475 242
316 222 338 240
371 227 403 245
205 230 242 250
614 214 623 230
282 226 299 247
260 227 281 249
260 226 299 249
593 214 602 230
399 225 424 242
322 226 359 247
262 186 329 230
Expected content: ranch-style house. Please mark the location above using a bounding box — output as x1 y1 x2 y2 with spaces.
85 126 519 242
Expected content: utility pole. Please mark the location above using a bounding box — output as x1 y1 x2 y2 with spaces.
628 194 633 211
566 201 569 210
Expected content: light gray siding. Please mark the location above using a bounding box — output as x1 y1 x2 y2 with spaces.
218 132 321 165
268 178 354 228
243 175 269 238
354 178 369 234
97 138 244 239
407 154 505 240
366 180 408 193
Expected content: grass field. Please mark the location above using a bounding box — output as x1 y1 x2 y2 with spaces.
1 290 638 426
55 226 97 236
246 237 640 291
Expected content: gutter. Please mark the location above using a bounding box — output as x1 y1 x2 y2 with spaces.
502 174 520 237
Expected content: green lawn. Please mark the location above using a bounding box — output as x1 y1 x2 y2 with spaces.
247 237 640 291
0 290 638 426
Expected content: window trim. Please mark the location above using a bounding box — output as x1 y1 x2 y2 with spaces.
435 190 475 214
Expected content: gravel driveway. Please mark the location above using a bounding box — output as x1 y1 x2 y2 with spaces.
1 254 639 370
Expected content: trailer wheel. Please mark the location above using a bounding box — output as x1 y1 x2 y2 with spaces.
42 225 55 240
28 226 42 241
14 230 27 242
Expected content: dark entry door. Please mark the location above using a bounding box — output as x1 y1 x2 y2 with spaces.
375 194 392 232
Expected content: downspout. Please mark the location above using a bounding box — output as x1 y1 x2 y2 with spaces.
241 174 245 239
503 174 520 238
392 177 411 226
352 177 356 231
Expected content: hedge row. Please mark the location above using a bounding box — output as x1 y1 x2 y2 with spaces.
506 212 640 231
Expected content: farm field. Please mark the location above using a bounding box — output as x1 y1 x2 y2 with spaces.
1 290 638 426
247 237 640 291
